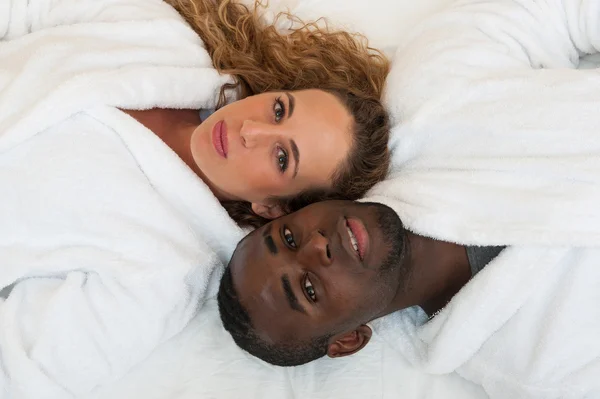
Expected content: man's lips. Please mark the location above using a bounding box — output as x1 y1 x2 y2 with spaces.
345 217 369 260
212 120 228 158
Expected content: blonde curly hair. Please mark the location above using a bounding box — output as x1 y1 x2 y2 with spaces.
167 0 391 227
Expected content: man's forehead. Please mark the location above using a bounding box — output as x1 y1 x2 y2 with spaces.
239 222 271 247
230 227 265 274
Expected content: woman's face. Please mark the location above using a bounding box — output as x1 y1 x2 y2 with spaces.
190 89 353 216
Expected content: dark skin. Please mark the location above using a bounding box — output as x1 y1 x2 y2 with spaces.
228 200 472 359
402 234 472 316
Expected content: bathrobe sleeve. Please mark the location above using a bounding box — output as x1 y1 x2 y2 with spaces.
0 266 202 398
366 0 600 247
0 0 178 41
0 1 228 397
385 0 600 120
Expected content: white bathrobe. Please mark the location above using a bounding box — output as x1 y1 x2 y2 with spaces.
365 0 600 398
0 1 245 398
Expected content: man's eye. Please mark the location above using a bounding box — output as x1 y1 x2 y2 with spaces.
283 227 296 248
304 275 317 302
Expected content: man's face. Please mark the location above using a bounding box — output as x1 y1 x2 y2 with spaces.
228 200 406 348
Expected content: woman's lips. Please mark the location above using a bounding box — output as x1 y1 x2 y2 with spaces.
212 120 228 158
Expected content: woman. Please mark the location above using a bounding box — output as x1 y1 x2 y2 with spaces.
0 0 390 397
127 0 391 226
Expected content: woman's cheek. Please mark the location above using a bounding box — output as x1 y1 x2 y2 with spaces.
257 172 282 196
240 163 265 188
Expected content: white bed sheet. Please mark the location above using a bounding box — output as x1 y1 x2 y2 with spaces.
89 1 489 398
90 301 485 399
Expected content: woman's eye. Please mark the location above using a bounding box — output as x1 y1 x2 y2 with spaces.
277 147 288 173
283 227 296 248
304 275 317 302
273 97 286 123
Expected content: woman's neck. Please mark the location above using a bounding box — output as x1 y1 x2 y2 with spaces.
122 108 204 172
121 108 235 202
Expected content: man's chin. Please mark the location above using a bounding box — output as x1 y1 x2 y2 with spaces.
372 203 406 272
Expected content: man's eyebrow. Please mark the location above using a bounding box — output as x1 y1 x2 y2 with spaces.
281 274 306 314
285 92 295 118
290 139 300 179
264 235 278 255
262 224 272 237
262 224 278 254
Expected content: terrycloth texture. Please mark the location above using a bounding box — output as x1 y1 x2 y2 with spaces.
0 1 245 397
363 0 600 397
0 0 232 153
374 247 600 398
367 0 600 247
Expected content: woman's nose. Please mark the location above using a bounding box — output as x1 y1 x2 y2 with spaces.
298 230 333 268
239 120 278 148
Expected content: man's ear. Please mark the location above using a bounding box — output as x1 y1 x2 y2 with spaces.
251 202 285 219
326 325 372 359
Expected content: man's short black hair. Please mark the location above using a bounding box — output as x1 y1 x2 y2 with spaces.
217 266 331 367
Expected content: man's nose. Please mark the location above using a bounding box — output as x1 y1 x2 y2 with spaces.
239 120 279 148
298 230 333 268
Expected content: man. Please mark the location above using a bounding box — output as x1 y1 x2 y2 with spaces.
219 200 600 398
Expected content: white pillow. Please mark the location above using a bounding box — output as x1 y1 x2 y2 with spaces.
256 0 453 55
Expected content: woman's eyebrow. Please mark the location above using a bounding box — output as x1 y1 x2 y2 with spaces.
290 139 300 179
283 92 299 178
285 92 295 118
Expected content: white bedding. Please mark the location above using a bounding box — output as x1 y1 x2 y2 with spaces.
90 301 486 399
